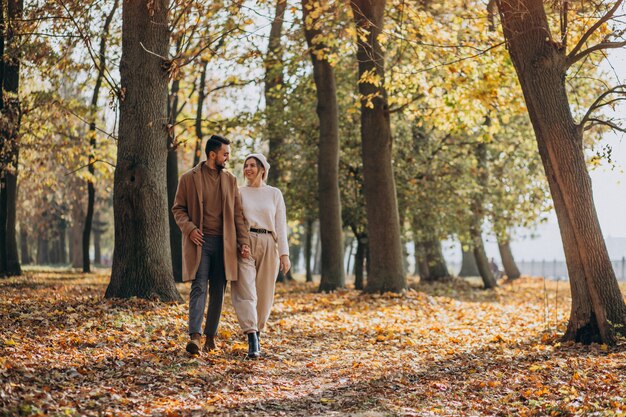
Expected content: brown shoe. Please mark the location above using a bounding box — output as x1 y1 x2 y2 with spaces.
186 333 202 355
203 335 216 352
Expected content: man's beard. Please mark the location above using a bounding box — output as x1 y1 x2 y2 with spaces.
216 162 226 172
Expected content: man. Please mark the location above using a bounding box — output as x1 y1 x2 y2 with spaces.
172 135 251 354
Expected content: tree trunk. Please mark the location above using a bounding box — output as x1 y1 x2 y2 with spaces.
422 239 449 282
193 60 208 167
304 217 313 282
414 242 429 279
71 206 83 268
471 228 497 288
498 237 521 279
59 221 67 264
93 213 103 265
0 0 22 277
351 0 405 293
498 0 626 344
313 222 321 275
459 247 479 277
19 227 29 265
353 236 366 290
83 0 118 273
302 0 345 292
470 142 497 289
265 0 287 186
167 78 182 282
106 0 182 302
36 232 48 265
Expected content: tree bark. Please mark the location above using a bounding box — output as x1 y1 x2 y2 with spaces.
192 60 208 167
459 247 479 277
470 142 497 289
0 0 22 277
353 236 367 290
304 217 313 282
498 237 521 279
301 0 345 292
167 77 182 282
498 0 626 344
422 239 449 282
36 231 48 265
265 0 287 186
414 242 429 278
106 0 182 302
19 227 29 264
82 0 118 273
351 0 405 293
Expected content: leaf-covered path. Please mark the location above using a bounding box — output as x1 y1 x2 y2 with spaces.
1 271 625 416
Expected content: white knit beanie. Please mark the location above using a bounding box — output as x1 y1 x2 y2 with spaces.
244 153 271 182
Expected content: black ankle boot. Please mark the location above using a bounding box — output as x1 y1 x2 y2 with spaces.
247 332 260 359
256 331 261 353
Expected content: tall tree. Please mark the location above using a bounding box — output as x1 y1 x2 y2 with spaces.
0 0 22 277
350 0 405 292
105 0 182 302
470 142 497 289
302 0 345 291
83 0 119 273
497 234 521 280
497 0 626 343
265 0 287 185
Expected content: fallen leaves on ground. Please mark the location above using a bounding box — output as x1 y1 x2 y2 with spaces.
1 271 625 416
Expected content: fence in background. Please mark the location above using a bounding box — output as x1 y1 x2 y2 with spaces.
447 258 626 281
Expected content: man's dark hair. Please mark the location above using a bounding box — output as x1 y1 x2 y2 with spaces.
205 135 230 158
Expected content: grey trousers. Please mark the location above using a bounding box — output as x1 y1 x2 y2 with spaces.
188 237 226 336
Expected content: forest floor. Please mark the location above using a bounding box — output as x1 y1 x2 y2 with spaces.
1 271 626 417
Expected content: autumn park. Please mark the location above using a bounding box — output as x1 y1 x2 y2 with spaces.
2 0 626 415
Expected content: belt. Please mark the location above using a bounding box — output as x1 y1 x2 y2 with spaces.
250 227 271 234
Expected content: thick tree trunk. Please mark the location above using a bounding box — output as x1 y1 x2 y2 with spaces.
459 247 480 277
302 0 345 292
498 0 626 344
0 0 22 277
265 0 287 186
106 0 182 302
304 217 313 282
83 0 118 273
351 0 405 293
498 237 521 279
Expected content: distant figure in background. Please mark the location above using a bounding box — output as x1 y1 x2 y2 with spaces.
172 135 251 355
231 153 290 359
489 257 502 279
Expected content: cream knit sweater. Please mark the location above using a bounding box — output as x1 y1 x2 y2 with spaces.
239 185 289 256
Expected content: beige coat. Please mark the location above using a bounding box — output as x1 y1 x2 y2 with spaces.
172 162 250 282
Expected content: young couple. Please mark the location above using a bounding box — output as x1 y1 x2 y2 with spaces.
172 134 290 359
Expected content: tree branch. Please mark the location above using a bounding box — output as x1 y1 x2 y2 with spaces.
584 118 626 133
567 40 626 67
566 0 623 65
578 84 626 128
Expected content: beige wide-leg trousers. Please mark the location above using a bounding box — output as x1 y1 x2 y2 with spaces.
231 232 280 334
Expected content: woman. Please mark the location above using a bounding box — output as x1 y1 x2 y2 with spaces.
231 153 290 359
